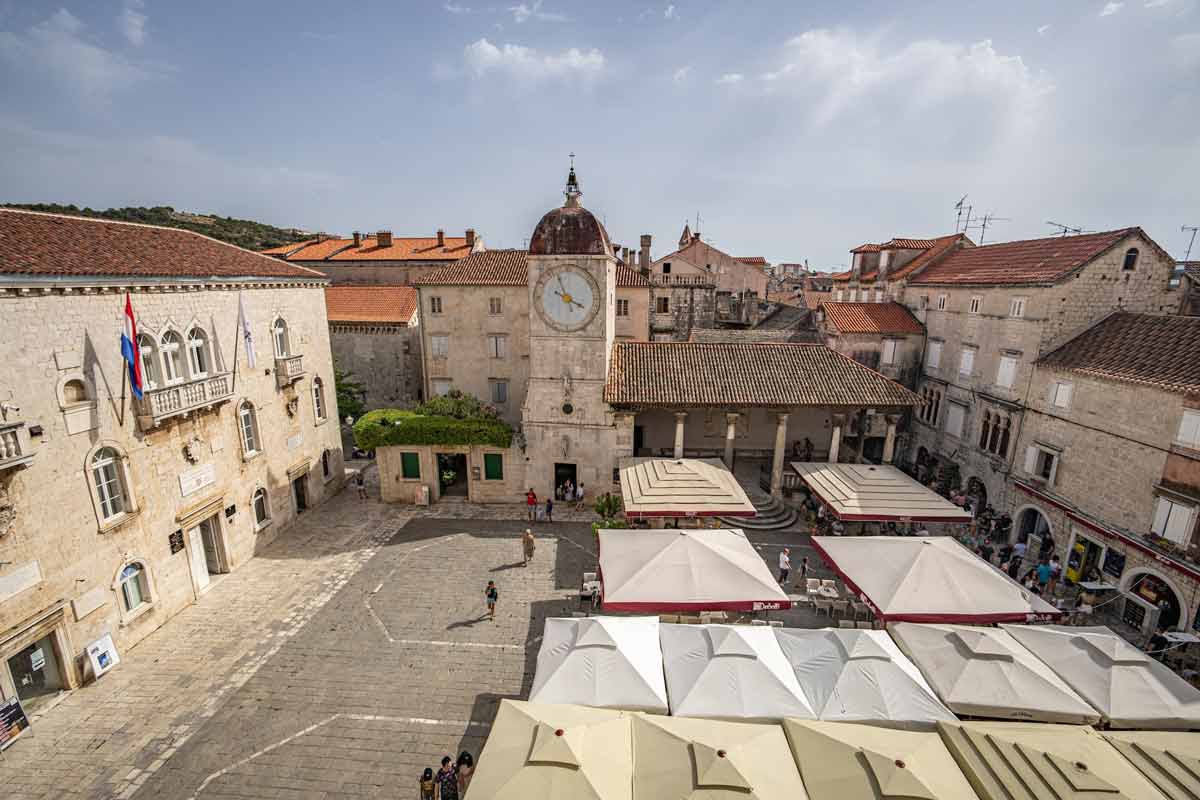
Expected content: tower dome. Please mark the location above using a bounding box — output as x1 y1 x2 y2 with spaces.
529 165 613 257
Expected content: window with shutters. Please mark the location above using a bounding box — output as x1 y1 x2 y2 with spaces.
944 402 967 439
1176 410 1200 451
880 339 898 366
874 289 884 303
959 347 975 377
848 289 858 302
835 289 844 302
936 294 948 311
1152 496 1196 545
1052 381 1073 410
487 334 507 359
490 380 508 404
996 355 1017 388
969 296 982 314
401 452 421 479
429 296 443 314
431 335 449 358
925 340 943 370
484 453 504 480
1024 445 1059 484
1009 297 1026 318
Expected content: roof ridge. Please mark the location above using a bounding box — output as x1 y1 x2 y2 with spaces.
966 227 1136 251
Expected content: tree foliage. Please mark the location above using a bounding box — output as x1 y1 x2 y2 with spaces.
334 370 366 422
353 391 512 449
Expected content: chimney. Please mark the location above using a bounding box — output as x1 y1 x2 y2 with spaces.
377 230 393 248
436 229 445 247
465 228 476 249
622 247 631 265
352 231 362 247
640 234 652 272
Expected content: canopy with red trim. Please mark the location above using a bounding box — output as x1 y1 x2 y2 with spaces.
811 535 1062 624
791 462 972 523
619 457 756 519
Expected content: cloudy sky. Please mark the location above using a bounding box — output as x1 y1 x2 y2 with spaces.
1 1 1197 267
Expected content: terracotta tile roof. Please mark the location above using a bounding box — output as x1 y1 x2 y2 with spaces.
883 238 939 249
1037 312 1200 395
604 342 918 407
888 233 969 280
851 243 882 253
413 249 528 286
278 235 470 262
736 256 768 266
1182 261 1200 280
261 239 316 256
820 302 924 335
909 228 1138 286
802 290 832 310
690 328 822 344
325 285 417 324
616 263 650 287
0 209 324 280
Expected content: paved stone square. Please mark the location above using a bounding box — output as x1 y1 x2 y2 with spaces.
2 466 821 800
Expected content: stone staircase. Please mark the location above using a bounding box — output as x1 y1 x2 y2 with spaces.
717 491 801 530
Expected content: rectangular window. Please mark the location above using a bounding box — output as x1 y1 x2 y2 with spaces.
487 334 507 359
1052 381 1074 409
1176 409 1200 450
484 453 504 480
662 262 672 275
969 296 982 314
944 402 966 439
848 289 858 302
429 296 443 314
835 289 844 302
1024 445 1059 484
490 380 508 404
880 339 898 366
488 297 502 315
432 379 452 396
430 334 449 358
959 348 975 376
616 298 630 317
656 297 670 313
1009 297 1026 318
874 289 884 303
920 295 930 310
1153 496 1196 545
936 294 948 311
925 340 943 369
996 355 1017 388
401 452 421 479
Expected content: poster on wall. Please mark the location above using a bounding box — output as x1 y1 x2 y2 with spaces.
85 634 121 680
1102 548 1126 579
0 695 31 751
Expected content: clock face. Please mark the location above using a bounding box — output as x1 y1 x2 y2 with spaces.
536 266 599 332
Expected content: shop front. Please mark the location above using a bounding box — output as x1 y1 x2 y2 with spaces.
1065 525 1106 584
0 602 77 716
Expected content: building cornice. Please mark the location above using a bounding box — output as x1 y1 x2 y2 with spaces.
0 275 327 295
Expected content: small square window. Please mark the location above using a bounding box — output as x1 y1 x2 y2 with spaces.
656 297 670 313
429 296 443 314
1009 297 1026 318
969 296 982 314
662 262 672 275
616 298 629 317
489 297 502 315
401 452 421 479
484 453 504 480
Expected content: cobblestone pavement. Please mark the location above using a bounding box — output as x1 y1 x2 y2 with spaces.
3 464 821 800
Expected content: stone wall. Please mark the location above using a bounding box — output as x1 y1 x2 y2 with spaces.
825 331 924 390
650 283 716 340
616 286 650 341
297 260 447 286
329 322 422 411
376 443 524 504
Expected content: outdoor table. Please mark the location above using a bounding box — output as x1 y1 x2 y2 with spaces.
817 586 840 600
1077 581 1116 592
1165 632 1200 644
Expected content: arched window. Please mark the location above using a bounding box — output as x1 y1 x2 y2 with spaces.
321 449 331 478
979 412 992 450
119 563 148 612
252 487 270 527
137 334 160 390
273 318 289 358
239 402 260 456
160 330 183 384
186 327 210 378
1122 248 1139 271
62 378 88 404
92 447 128 521
312 377 326 421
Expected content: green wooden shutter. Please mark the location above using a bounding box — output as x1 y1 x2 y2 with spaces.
401 452 421 479
484 453 503 480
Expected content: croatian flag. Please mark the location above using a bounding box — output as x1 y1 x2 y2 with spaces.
121 294 144 399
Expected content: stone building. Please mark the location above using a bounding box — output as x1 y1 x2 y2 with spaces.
1007 313 1200 635
831 234 967 304
1181 261 1200 316
325 285 421 412
263 228 483 285
0 210 343 712
816 302 925 389
650 225 770 298
904 227 1180 511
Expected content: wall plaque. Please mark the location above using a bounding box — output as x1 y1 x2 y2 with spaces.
0 561 42 604
179 463 216 498
168 529 185 554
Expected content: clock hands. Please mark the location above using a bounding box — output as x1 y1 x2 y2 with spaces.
553 289 585 310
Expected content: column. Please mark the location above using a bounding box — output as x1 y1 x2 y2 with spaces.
673 411 687 459
882 413 901 464
852 409 866 464
723 412 740 468
770 411 790 497
829 413 845 464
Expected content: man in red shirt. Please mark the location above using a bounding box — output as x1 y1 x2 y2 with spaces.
525 488 537 522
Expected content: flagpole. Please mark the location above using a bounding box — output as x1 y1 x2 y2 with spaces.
231 293 242 393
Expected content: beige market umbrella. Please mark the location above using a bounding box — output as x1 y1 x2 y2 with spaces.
937 720 1167 800
631 713 809 799
1102 730 1200 799
464 700 632 800
782 718 980 799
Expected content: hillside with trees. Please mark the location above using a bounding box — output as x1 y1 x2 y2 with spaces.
2 203 311 251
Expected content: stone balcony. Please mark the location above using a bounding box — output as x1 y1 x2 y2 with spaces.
0 421 35 472
275 355 305 389
136 373 234 429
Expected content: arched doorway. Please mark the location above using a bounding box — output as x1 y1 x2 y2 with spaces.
1015 506 1051 546
1126 570 1184 630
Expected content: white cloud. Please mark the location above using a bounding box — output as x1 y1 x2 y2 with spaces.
664 4 678 19
120 0 147 46
0 9 157 99
673 65 691 82
1145 0 1172 7
1100 2 1124 16
463 38 604 81
508 1 566 23
1037 24 1051 35
443 2 472 13
716 72 744 84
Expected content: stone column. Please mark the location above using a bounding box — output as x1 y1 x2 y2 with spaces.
882 413 901 464
770 411 791 497
723 412 740 468
673 411 687 459
829 413 846 464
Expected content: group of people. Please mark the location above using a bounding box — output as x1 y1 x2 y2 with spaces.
525 482 585 523
971 533 1063 598
419 752 474 799
777 547 809 587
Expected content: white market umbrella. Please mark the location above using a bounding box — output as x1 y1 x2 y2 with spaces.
530 616 668 713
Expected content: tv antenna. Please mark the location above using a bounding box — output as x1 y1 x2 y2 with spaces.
953 195 972 233
1182 224 1199 263
1046 221 1084 237
972 213 1010 245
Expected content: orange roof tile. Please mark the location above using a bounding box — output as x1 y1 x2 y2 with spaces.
261 239 316 256
736 256 768 266
883 238 939 250
278 235 471 262
851 243 882 253
616 263 650 287
324 285 417 324
888 234 968 280
414 249 528 286
821 302 924 335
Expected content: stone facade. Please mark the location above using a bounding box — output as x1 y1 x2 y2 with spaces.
376 443 522 504
329 322 422 411
823 330 924 390
651 233 770 297
615 284 650 341
0 281 343 706
649 276 717 341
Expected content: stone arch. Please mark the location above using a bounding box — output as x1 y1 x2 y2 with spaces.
1121 566 1189 631
1012 503 1053 547
110 553 159 623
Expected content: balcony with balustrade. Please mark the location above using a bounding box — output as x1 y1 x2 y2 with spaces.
275 355 305 389
0 421 35 472
135 373 234 429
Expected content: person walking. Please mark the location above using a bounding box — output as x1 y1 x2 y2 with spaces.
525 488 537 522
799 555 809 586
355 471 367 500
1036 559 1053 595
485 580 499 620
575 481 586 510
1047 554 1062 596
522 529 536 566
419 768 435 800
545 496 554 523
456 752 475 796
434 756 458 800
778 548 791 584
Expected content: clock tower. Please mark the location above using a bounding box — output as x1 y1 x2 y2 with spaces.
521 166 619 498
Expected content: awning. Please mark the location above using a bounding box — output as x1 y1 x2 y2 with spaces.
618 457 756 519
598 528 791 612
811 536 1062 624
791 462 973 523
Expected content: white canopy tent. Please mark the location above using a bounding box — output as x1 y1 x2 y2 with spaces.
774 627 957 730
529 617 669 713
598 528 790 612
889 622 1100 725
811 536 1061 624
659 623 815 721
1002 624 1200 729
618 457 756 519
791 462 972 523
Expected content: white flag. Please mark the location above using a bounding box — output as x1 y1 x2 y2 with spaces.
238 292 256 369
